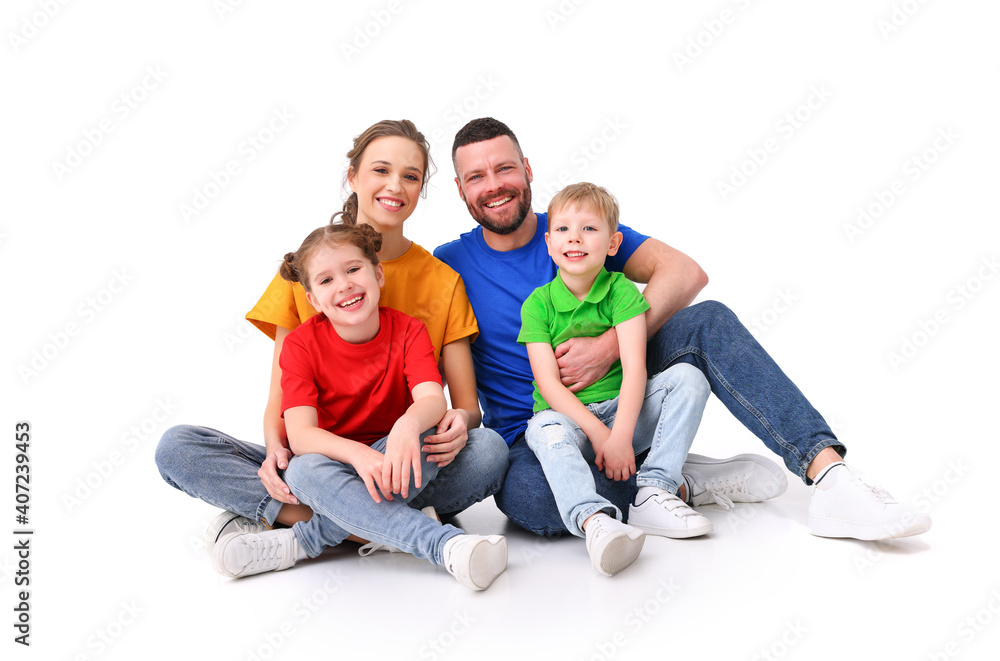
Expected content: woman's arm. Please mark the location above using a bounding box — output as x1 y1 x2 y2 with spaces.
258 325 299 505
421 337 481 466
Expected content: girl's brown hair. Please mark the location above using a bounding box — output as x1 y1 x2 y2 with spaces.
279 223 383 292
333 119 434 226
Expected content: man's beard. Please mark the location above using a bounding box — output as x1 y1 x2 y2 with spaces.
466 183 532 236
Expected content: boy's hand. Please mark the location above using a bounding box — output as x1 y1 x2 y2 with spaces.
350 445 393 503
384 423 423 499
595 431 636 481
421 409 469 467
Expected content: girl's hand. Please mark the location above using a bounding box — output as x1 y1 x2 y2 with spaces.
421 409 469 467
594 431 636 481
383 425 423 499
258 447 300 505
350 445 392 503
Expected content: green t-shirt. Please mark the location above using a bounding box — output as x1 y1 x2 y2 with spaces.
517 268 650 413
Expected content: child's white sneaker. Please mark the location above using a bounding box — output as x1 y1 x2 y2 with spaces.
358 506 439 556
212 528 303 578
585 513 645 576
808 463 931 540
204 511 269 552
629 489 713 538
443 534 508 591
683 453 788 510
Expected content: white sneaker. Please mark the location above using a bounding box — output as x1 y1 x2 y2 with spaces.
212 528 302 578
585 513 646 576
629 490 713 538
442 535 508 591
204 511 269 552
358 506 440 557
684 453 788 510
808 463 932 540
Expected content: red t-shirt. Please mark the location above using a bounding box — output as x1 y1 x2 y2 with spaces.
279 307 442 445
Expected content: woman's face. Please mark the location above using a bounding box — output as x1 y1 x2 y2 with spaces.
347 135 425 233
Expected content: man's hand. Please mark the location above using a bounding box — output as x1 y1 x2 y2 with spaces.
422 409 469 467
554 331 620 392
257 447 300 505
594 430 636 482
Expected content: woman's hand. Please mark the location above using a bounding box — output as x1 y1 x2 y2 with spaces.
421 408 469 467
257 447 300 505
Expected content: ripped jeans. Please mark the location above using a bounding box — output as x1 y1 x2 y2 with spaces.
523 363 710 537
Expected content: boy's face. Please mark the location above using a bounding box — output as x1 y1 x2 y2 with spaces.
545 203 623 278
304 242 385 343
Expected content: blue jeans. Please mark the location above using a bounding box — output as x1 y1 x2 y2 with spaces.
285 431 464 564
525 364 709 537
155 425 508 538
495 300 844 536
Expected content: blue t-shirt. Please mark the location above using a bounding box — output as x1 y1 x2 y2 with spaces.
434 212 649 445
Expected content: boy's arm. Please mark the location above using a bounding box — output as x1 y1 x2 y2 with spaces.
284 406 393 503
383 381 448 499
526 342 611 451
595 314 647 481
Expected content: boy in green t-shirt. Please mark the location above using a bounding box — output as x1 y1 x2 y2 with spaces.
517 182 713 577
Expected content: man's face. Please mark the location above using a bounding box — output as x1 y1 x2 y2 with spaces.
453 136 533 235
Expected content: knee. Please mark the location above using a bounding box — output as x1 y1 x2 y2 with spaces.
667 363 711 399
283 453 327 489
690 300 739 328
154 425 196 477
526 411 572 448
466 428 509 480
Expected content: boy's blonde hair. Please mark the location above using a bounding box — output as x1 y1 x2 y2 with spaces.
547 182 620 232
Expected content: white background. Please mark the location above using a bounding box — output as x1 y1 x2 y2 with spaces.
3 1 998 659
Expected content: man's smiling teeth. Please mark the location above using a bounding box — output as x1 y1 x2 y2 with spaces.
485 196 512 208
379 198 402 207
338 295 364 307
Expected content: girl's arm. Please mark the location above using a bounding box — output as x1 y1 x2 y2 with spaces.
384 381 448 499
422 337 482 466
259 325 299 505
526 342 612 449
283 405 393 503
596 314 647 481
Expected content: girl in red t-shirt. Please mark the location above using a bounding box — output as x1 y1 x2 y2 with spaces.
211 223 507 591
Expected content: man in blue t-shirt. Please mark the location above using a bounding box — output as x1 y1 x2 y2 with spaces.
435 118 930 542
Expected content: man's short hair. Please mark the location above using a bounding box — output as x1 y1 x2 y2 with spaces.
452 117 524 173
547 182 620 233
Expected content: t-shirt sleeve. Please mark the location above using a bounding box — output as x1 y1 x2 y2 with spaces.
442 275 479 346
246 271 306 341
403 319 444 391
517 289 552 346
609 275 651 326
605 223 650 273
278 330 318 415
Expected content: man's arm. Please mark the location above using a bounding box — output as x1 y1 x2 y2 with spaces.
555 238 708 391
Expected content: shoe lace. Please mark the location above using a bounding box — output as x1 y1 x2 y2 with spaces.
358 541 393 557
851 474 897 503
245 534 288 571
699 474 751 511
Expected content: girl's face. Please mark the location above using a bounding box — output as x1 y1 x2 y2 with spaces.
347 135 425 233
303 242 384 343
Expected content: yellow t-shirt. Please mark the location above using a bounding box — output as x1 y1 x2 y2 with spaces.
246 241 478 361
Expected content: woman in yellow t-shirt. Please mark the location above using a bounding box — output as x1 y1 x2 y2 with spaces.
156 121 508 551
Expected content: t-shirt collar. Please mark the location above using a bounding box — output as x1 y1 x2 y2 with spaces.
551 267 613 312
